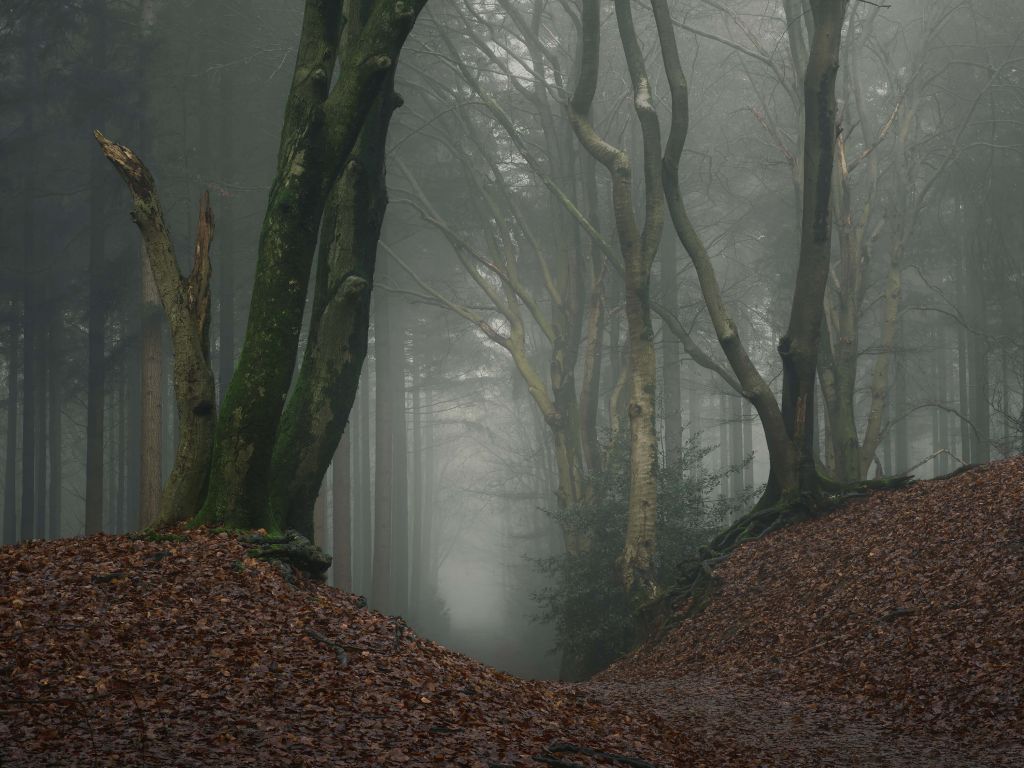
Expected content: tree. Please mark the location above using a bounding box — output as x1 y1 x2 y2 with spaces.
649 0 849 507
99 0 427 533
199 0 425 532
569 0 664 599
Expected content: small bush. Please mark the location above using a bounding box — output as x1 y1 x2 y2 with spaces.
532 436 751 677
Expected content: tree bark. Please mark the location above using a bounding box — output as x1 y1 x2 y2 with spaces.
649 0 797 504
332 429 352 591
4 321 18 545
778 0 848 495
267 76 396 537
569 0 663 600
95 133 217 527
660 234 683 463
47 308 61 538
201 0 424 531
372 304 393 612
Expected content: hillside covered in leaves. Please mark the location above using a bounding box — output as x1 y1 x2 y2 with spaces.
2 459 1023 766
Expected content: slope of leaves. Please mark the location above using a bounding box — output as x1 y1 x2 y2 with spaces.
0 528 708 767
3 458 1022 767
604 458 1024 764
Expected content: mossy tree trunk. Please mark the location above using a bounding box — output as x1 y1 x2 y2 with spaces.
266 84 395 538
199 0 425 531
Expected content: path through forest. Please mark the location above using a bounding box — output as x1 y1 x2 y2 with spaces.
1 460 1021 766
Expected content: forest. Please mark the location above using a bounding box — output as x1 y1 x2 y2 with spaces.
1 0 1023 765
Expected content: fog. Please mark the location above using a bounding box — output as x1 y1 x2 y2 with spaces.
2 0 1022 680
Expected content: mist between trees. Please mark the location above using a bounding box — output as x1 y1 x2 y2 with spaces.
1 0 1022 678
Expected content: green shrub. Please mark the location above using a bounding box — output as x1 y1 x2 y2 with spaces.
532 435 752 677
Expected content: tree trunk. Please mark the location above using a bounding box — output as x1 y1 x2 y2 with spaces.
84 1 111 536
140 256 163 528
778 0 848 495
410 377 423 619
388 290 409 615
372 306 393 612
47 308 61 538
21 270 36 542
95 134 217 527
4 322 18 545
892 319 908 474
200 0 424 531
266 75 396 537
217 42 236 405
357 364 373 593
661 234 682 463
570 0 663 600
649 0 797 505
332 429 352 591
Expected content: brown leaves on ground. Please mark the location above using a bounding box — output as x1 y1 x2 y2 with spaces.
0 528 699 767
2 458 1022 766
603 457 1024 766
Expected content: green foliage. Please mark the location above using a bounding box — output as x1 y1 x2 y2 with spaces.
532 436 752 676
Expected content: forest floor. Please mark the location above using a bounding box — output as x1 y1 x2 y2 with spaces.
1 459 1022 767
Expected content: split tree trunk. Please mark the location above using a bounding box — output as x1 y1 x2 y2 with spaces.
200 0 425 531
95 133 216 527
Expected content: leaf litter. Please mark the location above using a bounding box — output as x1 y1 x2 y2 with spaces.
2 458 1022 766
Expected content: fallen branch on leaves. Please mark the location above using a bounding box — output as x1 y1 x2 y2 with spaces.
303 628 349 667
535 741 661 768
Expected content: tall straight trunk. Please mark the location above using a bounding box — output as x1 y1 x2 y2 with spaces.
893 320 908 474
957 320 971 465
422 389 437 615
85 4 108 536
17 9 37 542
391 357 409 616
116 370 127 533
778 0 848 493
689 379 701 443
372 309 393 611
48 309 61 538
332 429 352 591
4 323 18 545
34 304 47 538
660 234 682 462
217 50 236 399
21 177 36 542
357 364 373 593
410 378 423 619
936 334 950 473
136 0 161 530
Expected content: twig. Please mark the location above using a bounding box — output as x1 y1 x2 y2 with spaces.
303 628 350 667
539 741 661 768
